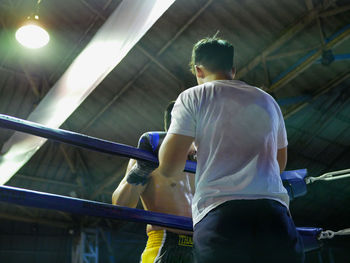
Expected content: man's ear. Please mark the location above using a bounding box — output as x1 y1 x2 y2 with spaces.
195 65 205 79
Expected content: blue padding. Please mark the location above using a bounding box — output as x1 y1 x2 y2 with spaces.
281 169 308 200
0 114 196 173
0 185 322 252
148 132 160 152
296 227 323 252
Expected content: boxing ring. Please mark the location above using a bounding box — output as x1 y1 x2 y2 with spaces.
0 114 349 254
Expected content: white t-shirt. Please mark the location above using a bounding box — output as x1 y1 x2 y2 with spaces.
168 80 289 226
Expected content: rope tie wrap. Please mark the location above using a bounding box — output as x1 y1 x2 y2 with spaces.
319 228 350 240
305 168 350 184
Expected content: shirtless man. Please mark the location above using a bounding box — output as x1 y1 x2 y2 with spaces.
112 101 195 263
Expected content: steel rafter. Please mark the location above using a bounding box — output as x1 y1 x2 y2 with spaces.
79 0 184 89
80 0 214 132
284 71 350 119
269 25 350 92
236 3 350 80
90 164 127 200
48 1 113 83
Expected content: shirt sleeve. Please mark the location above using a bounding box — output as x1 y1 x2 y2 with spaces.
276 103 288 149
167 90 196 138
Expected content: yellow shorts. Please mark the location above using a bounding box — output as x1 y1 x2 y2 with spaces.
140 230 193 263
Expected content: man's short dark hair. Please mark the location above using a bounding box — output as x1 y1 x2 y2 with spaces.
190 37 234 75
164 101 175 131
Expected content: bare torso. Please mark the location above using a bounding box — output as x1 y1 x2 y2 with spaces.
141 170 195 235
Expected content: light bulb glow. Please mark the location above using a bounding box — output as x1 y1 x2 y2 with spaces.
16 24 50 49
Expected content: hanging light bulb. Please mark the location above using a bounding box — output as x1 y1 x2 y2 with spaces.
16 15 50 49
16 0 49 49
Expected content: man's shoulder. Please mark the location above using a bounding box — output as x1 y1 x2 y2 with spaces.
234 81 275 101
180 84 204 95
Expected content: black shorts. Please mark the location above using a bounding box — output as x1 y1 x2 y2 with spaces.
141 230 193 263
193 199 305 263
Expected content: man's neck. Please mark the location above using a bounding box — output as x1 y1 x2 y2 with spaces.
202 72 234 83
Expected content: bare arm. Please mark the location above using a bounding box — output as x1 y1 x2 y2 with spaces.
155 133 194 178
277 147 287 174
112 159 147 208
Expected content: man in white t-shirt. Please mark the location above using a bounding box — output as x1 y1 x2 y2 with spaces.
153 37 304 262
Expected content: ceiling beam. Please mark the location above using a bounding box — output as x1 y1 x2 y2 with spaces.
81 0 214 131
90 163 127 200
236 8 319 79
0 65 36 79
287 125 348 148
59 144 77 174
269 24 350 92
48 1 113 83
21 65 41 98
306 0 326 49
319 3 350 17
59 122 91 198
266 45 321 61
80 0 107 21
136 45 185 89
76 149 95 190
284 70 350 119
81 0 186 90
236 3 350 80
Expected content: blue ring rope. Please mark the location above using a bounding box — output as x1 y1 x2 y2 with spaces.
0 114 322 251
0 114 308 199
0 114 197 173
0 184 322 251
0 185 193 231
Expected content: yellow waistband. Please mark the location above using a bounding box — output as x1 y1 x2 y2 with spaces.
146 230 193 248
146 230 166 249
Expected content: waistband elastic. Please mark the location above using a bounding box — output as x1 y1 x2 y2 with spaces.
147 230 193 248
